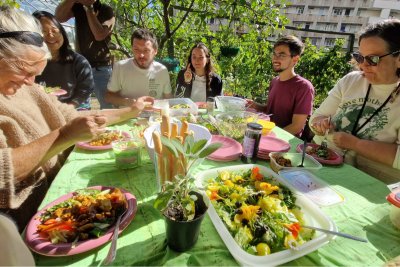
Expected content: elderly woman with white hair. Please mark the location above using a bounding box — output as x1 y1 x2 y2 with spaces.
0 6 153 231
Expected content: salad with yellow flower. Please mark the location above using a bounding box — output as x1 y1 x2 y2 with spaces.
205 167 315 256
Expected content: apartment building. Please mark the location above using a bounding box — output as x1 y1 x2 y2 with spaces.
283 0 400 50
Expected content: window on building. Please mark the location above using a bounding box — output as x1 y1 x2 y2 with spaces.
293 21 304 28
310 38 320 46
325 38 336 46
297 6 304 14
305 23 311 29
333 8 343 15
345 9 351 16
340 24 346 32
325 23 336 31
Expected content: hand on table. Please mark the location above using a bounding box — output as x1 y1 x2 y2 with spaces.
61 115 107 143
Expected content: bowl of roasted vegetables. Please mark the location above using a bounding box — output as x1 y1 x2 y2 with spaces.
269 152 322 173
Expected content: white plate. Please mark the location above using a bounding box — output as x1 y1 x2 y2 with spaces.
195 164 336 266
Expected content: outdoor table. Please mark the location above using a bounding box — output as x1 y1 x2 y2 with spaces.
32 121 400 266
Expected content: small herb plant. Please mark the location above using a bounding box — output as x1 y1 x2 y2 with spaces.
154 135 222 221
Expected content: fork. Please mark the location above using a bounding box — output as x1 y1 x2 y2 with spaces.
104 209 126 265
320 116 331 149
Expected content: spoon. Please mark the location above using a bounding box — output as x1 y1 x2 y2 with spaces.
302 225 368 243
298 139 307 167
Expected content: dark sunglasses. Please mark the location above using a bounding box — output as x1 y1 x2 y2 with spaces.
352 50 400 66
0 31 44 47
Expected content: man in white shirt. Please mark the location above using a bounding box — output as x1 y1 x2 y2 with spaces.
106 28 172 107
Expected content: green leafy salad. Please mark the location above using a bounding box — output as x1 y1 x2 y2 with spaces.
205 167 315 256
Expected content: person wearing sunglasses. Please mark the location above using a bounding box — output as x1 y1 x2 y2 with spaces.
0 6 153 232
310 19 400 183
33 11 94 110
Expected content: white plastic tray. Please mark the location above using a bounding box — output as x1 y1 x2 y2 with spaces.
279 169 345 207
195 164 336 266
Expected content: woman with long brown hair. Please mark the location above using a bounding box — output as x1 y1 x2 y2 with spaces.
175 42 223 102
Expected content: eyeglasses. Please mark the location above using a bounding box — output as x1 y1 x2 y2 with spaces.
271 52 292 59
352 50 400 66
0 31 44 47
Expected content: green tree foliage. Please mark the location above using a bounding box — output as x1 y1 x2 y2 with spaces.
0 0 19 7
297 39 353 107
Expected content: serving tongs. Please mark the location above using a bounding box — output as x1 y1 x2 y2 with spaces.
298 139 307 167
302 225 368 243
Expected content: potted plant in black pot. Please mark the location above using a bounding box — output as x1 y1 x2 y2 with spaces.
153 135 221 251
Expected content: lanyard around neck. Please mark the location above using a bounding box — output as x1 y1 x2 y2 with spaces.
351 83 400 136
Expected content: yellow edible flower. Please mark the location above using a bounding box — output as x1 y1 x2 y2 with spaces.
234 204 260 223
219 171 230 181
259 182 279 195
224 180 234 188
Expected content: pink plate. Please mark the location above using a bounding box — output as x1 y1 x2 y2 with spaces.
265 131 276 137
76 131 130 150
207 135 242 160
25 186 137 256
195 102 207 109
50 89 68 96
258 136 291 153
296 143 343 165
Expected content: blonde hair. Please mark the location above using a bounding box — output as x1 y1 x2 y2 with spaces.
0 6 50 70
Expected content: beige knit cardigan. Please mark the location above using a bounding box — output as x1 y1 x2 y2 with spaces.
0 84 78 209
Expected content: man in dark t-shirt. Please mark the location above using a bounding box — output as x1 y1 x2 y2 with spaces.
56 0 115 109
249 36 314 137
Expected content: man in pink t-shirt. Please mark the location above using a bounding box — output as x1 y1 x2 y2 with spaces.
250 36 314 137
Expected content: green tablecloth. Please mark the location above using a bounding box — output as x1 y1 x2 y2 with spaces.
33 124 400 266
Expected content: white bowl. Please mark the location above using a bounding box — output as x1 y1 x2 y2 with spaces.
143 122 212 161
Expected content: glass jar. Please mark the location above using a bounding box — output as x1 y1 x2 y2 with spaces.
206 97 215 114
241 122 263 163
387 190 400 229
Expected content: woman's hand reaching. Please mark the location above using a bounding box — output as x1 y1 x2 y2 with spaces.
60 115 107 144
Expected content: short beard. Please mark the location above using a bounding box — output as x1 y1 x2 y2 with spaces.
134 59 150 69
273 66 285 73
